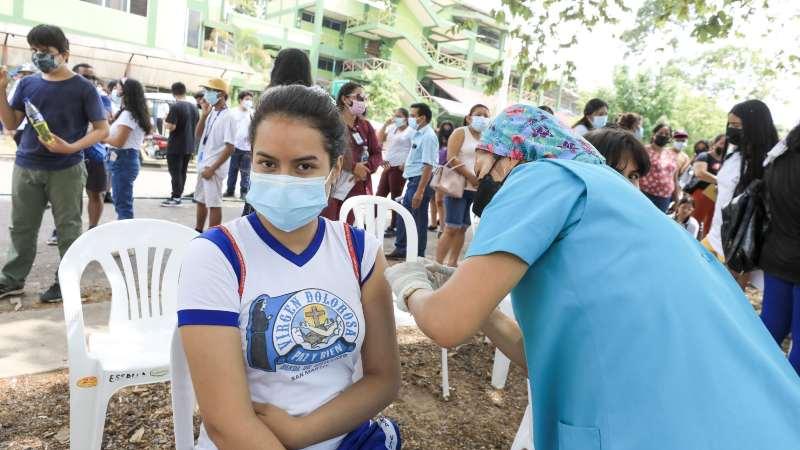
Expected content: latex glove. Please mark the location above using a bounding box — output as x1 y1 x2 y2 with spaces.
385 261 433 312
421 258 456 289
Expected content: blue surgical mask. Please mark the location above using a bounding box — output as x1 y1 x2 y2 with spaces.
204 90 220 106
245 172 331 232
408 117 419 130
592 115 608 129
470 116 490 133
31 52 58 74
394 117 406 128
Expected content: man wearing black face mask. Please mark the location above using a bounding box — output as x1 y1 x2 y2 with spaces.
0 24 109 303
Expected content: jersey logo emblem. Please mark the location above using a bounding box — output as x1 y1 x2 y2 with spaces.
246 288 360 374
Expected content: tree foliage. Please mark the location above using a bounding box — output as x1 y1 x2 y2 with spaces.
361 69 403 122
233 29 271 73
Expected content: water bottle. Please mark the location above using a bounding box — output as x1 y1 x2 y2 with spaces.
24 98 54 144
361 149 369 163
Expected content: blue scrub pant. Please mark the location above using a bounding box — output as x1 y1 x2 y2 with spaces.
761 272 800 375
394 176 433 257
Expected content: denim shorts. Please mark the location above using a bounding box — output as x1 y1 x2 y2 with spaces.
444 190 475 229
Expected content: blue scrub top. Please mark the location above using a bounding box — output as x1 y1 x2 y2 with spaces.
467 159 800 450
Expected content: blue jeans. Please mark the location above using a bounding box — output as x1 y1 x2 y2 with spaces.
394 176 433 257
109 148 140 220
761 272 800 375
644 192 671 212
226 149 251 194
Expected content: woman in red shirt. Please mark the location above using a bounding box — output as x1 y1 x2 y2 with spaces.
639 123 679 211
321 82 382 222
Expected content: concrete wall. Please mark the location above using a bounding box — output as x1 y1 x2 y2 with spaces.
22 0 149 45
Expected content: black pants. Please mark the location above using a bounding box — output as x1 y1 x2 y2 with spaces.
167 153 192 199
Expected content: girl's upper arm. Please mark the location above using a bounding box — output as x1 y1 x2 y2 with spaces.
693 160 708 175
446 128 465 161
359 250 400 380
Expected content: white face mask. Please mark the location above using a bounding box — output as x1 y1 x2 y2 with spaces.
470 116 490 133
408 117 419 130
243 99 254 110
674 141 687 151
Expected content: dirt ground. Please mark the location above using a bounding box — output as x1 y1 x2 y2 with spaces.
0 328 528 450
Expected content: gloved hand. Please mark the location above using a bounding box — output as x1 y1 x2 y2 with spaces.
421 258 456 289
385 261 433 312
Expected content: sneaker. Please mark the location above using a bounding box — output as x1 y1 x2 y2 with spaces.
0 283 24 300
39 282 62 303
160 198 182 207
103 192 113 204
223 191 235 198
385 249 406 260
240 192 248 201
46 230 58 246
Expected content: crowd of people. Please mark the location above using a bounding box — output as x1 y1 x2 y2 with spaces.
1 23 799 450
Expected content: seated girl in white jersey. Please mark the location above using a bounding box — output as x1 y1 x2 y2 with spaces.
177 85 401 450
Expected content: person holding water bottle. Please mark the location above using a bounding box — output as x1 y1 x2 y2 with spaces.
321 82 382 222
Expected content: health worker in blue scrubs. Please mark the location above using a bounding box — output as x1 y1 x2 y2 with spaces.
386 104 800 450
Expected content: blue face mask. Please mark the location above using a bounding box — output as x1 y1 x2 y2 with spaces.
394 117 406 128
470 116 490 133
245 172 331 232
635 126 644 139
31 52 58 74
408 117 419 130
204 90 220 106
592 115 608 129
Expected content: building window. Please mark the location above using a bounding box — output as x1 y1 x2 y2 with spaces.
322 17 345 32
81 0 147 16
186 9 202 49
318 56 335 72
301 11 315 23
473 63 493 76
476 26 501 49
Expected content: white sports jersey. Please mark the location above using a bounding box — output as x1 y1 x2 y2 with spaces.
178 214 380 450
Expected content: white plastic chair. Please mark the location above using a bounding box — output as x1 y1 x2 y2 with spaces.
511 387 534 450
340 195 451 399
171 327 197 450
58 219 198 449
491 295 516 389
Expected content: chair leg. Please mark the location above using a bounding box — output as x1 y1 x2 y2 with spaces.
441 347 450 399
69 383 109 450
491 348 511 389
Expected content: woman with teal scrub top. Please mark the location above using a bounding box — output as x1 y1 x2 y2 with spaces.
386 105 800 450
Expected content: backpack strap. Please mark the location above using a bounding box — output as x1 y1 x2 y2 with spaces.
342 222 364 284
201 225 247 299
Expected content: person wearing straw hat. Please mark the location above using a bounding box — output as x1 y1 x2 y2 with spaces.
385 104 800 450
193 77 236 233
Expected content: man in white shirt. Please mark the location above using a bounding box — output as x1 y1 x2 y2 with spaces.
376 107 413 236
194 78 236 232
224 90 254 199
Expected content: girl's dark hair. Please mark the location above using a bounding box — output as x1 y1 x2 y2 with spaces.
652 122 671 136
538 105 554 115
107 79 119 92
27 24 69 54
583 128 651 177
268 48 313 88
693 140 709 153
238 90 253 101
677 195 694 207
113 78 153 134
729 100 778 194
574 98 608 130
438 120 454 146
250 85 346 165
396 107 409 118
463 103 489 126
336 82 362 110
617 112 641 132
785 122 800 155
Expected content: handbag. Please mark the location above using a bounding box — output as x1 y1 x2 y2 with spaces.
430 157 466 198
720 179 769 273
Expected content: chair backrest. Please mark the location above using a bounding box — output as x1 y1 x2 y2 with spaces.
170 327 197 450
59 219 198 338
339 195 418 262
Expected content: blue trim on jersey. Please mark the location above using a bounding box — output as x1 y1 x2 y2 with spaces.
348 226 366 284
178 309 239 327
362 265 375 287
199 228 242 288
246 213 326 267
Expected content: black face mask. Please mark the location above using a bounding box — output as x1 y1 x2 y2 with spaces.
472 158 505 218
726 126 743 147
653 134 670 147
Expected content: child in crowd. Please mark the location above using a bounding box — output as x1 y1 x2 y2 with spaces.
671 195 700 239
178 85 401 450
583 127 651 188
